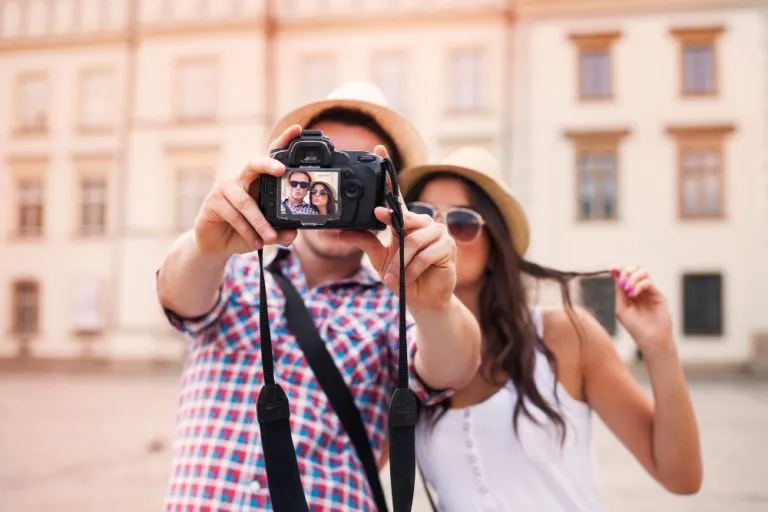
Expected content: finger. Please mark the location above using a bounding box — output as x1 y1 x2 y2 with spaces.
239 156 286 188
627 269 649 290
373 144 390 161
275 229 298 247
268 124 303 152
382 223 445 282
627 278 653 298
210 195 263 250
337 230 388 270
374 207 433 232
221 181 278 245
403 237 455 285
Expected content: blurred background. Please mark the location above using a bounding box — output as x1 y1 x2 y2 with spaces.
0 0 767 510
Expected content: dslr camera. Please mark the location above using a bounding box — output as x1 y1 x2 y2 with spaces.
255 129 388 230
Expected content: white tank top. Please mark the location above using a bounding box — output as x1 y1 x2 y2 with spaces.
415 308 605 512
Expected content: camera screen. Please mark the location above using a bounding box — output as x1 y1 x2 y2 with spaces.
277 170 341 224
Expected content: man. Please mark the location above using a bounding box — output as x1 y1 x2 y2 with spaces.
156 82 481 511
281 170 318 215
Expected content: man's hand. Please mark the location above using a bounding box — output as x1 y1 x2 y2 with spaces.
339 146 458 312
194 125 302 255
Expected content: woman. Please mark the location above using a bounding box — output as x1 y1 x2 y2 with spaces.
399 147 702 511
310 181 337 216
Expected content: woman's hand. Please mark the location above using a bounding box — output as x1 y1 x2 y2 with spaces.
611 266 674 356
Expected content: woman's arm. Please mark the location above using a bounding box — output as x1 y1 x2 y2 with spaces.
551 266 702 494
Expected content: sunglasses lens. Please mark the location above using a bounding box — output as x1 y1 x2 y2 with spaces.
446 210 482 242
407 203 435 217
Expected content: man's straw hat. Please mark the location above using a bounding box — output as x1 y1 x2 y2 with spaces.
269 81 428 170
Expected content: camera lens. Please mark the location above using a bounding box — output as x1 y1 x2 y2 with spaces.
343 180 363 199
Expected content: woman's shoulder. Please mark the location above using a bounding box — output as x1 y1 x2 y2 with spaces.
537 305 609 404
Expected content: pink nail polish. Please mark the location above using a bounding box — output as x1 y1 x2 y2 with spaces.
618 278 627 288
627 286 635 296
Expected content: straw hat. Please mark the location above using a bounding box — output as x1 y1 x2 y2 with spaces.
400 147 531 256
268 81 428 170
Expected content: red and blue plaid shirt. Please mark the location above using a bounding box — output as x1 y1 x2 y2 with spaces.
161 247 449 511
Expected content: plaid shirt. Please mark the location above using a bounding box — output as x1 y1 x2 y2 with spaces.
281 198 319 216
161 247 449 511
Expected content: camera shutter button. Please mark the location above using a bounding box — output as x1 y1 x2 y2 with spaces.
343 170 352 179
358 155 376 163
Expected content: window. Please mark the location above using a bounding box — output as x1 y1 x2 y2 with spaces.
565 130 628 220
672 27 723 96
580 276 616 335
302 56 335 103
372 52 407 112
176 169 214 231
12 280 40 335
17 73 49 133
668 125 733 219
16 178 45 237
570 32 620 101
79 70 113 130
176 59 217 122
682 273 723 336
72 279 104 333
449 48 485 111
80 177 107 235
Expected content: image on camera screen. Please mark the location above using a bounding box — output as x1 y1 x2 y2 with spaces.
277 169 341 224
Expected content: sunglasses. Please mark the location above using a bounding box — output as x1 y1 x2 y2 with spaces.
289 180 310 189
310 189 329 197
407 201 486 244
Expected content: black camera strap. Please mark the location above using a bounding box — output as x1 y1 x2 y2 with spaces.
255 157 418 512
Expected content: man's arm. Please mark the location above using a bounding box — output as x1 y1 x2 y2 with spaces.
156 125 302 318
410 296 481 392
157 230 230 318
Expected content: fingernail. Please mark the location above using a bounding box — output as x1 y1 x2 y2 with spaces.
270 161 283 173
610 268 619 277
626 285 635 296
618 278 627 287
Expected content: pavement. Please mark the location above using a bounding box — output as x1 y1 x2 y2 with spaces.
0 371 766 511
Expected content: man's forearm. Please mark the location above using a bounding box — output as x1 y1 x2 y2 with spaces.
157 230 231 318
411 296 481 391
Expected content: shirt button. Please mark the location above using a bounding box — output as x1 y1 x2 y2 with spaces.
248 480 262 493
465 439 473 448
469 454 478 463
479 486 489 494
473 467 482 477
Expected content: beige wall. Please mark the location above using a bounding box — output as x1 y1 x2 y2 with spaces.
513 7 766 362
0 0 765 365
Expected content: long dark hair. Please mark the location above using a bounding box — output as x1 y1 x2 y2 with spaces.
310 181 337 215
404 173 609 442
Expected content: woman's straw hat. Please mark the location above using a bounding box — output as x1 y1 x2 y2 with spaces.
400 146 531 255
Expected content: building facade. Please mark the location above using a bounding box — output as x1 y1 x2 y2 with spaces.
0 0 765 367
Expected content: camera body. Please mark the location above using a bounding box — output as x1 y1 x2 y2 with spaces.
256 130 387 230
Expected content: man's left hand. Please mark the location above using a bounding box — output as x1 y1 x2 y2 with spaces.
338 145 457 311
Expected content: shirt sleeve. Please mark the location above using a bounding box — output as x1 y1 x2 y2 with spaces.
157 256 237 350
387 302 454 408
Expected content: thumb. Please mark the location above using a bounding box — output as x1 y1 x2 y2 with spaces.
338 230 387 270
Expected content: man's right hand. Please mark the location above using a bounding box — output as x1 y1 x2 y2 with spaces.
193 125 302 255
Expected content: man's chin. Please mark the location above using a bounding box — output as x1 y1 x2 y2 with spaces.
303 230 362 259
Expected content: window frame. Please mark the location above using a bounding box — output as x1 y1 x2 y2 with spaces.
681 272 724 337
667 124 734 220
569 32 621 102
670 26 724 98
565 129 629 221
10 279 41 336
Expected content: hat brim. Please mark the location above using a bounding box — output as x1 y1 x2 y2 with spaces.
400 164 531 256
269 99 427 171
